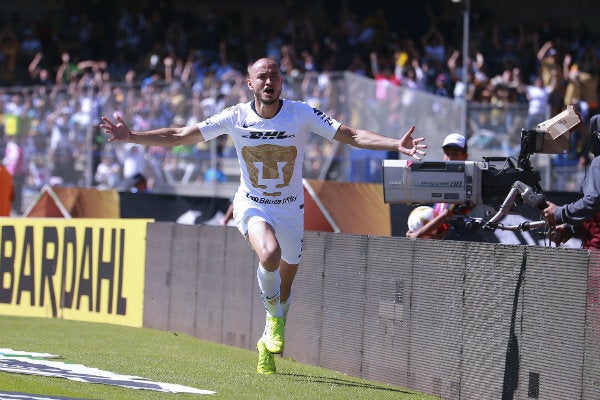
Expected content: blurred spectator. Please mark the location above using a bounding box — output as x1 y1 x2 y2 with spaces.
204 160 227 183
360 7 390 50
0 23 19 85
55 51 81 85
536 41 564 116
0 161 14 216
122 144 146 179
3 135 25 214
127 173 150 193
20 23 43 60
51 146 80 186
27 52 53 85
400 59 426 91
433 73 450 97
447 50 467 99
369 52 400 100
421 25 446 65
563 50 599 120
524 75 555 130
26 154 48 191
94 152 121 189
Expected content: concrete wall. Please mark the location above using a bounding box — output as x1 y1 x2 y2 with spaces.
143 222 599 400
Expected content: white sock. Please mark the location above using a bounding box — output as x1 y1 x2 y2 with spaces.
257 264 283 317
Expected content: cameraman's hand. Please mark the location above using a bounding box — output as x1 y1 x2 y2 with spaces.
543 201 558 226
549 224 572 246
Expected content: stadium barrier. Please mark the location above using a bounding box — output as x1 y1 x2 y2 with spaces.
143 223 599 400
0 217 150 327
0 214 596 398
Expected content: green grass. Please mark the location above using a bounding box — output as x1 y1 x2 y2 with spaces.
0 315 438 399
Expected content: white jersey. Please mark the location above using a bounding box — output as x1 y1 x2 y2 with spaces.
198 99 341 215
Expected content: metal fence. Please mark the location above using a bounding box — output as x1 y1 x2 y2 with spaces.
144 223 600 399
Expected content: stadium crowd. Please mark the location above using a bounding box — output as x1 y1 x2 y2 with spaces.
0 1 599 210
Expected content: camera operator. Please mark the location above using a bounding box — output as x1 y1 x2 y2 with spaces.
407 133 473 240
544 114 600 249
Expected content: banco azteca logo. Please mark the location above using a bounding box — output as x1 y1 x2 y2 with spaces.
241 131 295 139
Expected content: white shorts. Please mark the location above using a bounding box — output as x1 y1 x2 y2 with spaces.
233 195 304 265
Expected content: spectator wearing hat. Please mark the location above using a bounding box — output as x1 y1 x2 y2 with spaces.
407 133 469 239
440 132 468 161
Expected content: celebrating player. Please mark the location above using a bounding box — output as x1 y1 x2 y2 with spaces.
100 57 427 374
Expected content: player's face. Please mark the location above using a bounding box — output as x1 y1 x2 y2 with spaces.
247 59 283 105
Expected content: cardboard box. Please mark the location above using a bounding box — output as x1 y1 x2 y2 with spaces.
536 105 583 140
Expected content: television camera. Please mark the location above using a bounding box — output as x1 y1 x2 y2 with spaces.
383 106 583 236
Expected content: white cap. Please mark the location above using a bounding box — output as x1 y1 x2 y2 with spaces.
442 133 467 151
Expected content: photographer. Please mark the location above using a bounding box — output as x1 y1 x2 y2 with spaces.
544 114 600 249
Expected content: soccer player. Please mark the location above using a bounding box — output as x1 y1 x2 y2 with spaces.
100 57 427 374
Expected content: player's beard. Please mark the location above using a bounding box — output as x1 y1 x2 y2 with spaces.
260 98 277 105
257 88 280 105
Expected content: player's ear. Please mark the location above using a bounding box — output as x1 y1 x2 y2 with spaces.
246 78 253 90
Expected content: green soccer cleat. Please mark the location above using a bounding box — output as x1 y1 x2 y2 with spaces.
256 338 276 374
262 315 285 354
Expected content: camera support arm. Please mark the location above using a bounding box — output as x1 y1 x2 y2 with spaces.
483 180 546 228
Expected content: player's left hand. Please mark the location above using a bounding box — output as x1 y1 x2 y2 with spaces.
100 112 131 143
398 125 427 160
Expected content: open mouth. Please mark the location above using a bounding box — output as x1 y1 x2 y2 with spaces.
264 88 275 95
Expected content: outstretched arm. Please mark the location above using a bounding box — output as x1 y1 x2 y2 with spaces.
537 41 553 61
333 124 427 160
99 113 204 147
